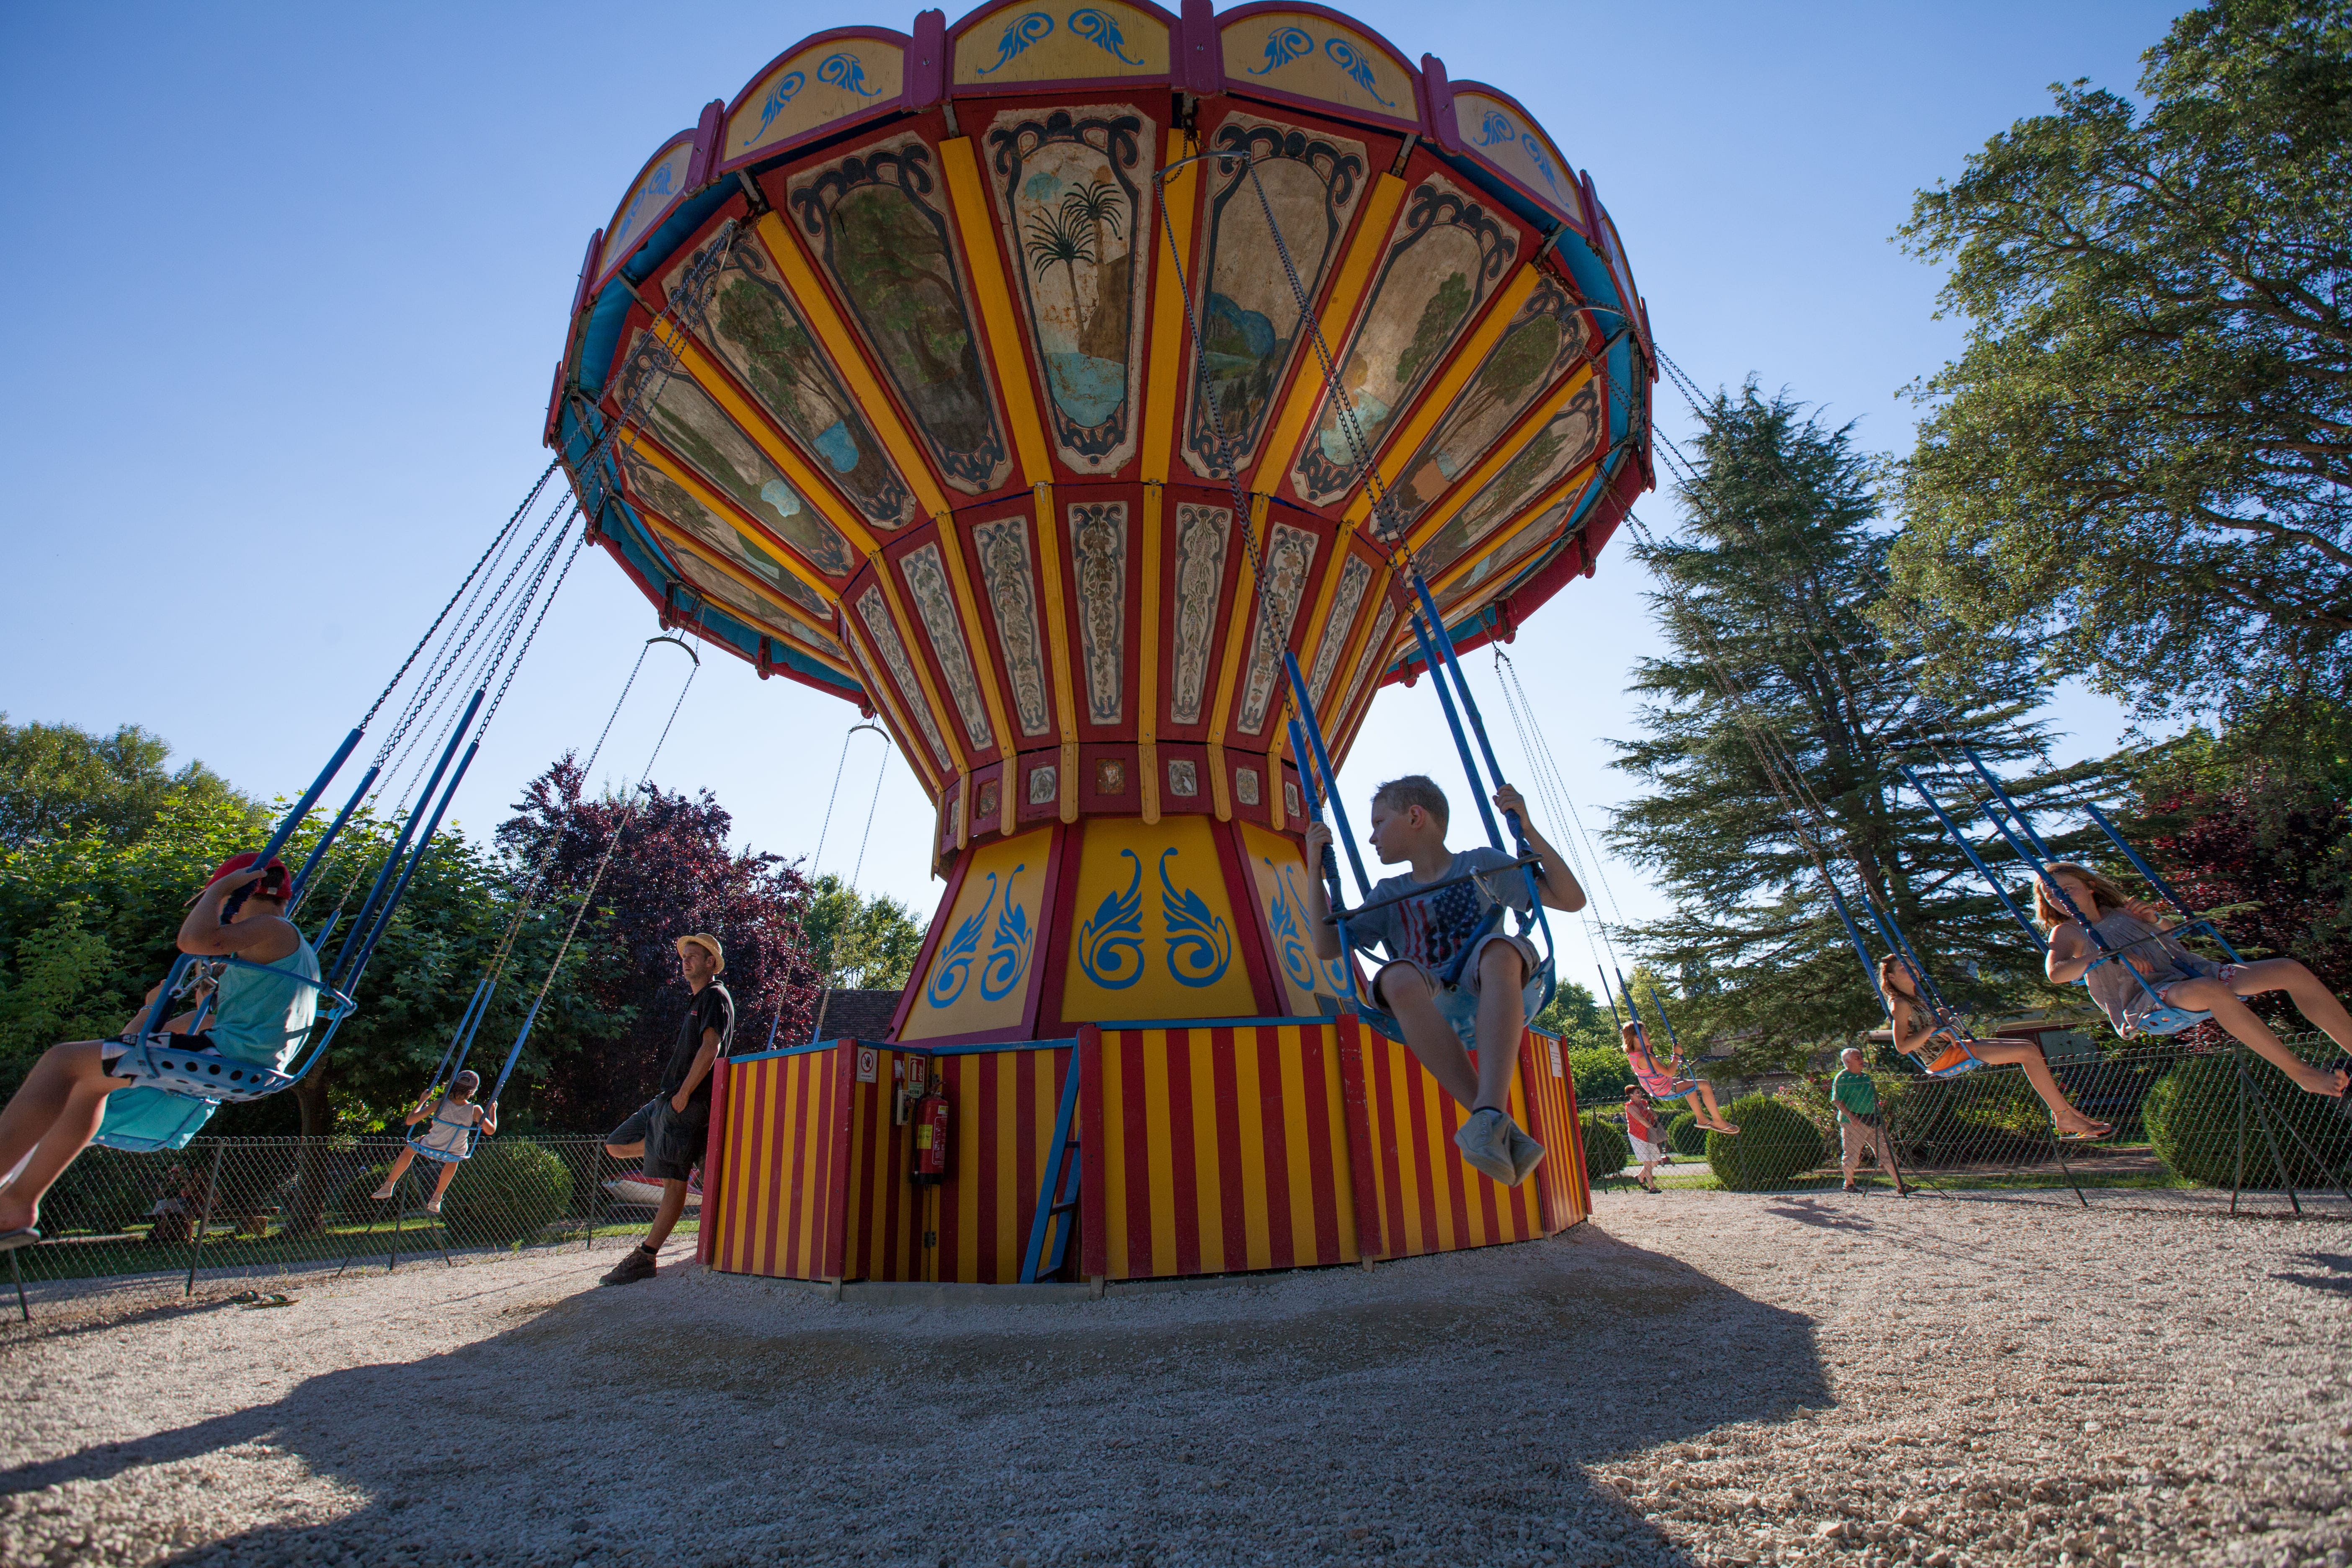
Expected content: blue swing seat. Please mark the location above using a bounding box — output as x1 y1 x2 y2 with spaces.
1342 899 1556 1059
405 1112 481 1165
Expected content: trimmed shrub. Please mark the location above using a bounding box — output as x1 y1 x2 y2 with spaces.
2145 1051 2352 1189
1577 1110 1631 1183
438 1137 573 1246
1666 1110 1709 1157
1706 1093 1827 1192
330 1159 402 1222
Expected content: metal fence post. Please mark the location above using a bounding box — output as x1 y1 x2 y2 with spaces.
184 1143 222 1297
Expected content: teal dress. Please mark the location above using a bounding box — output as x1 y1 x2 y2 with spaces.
97 936 323 1152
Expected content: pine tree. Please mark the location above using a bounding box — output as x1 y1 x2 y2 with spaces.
1610 385 2117 1072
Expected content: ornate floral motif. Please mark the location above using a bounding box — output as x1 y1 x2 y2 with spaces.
972 517 1052 737
1167 758 1199 797
1284 779 1302 819
1027 765 1058 805
1077 849 1145 990
1096 757 1126 795
1069 501 1127 724
1306 554 1372 709
1168 504 1230 725
1160 848 1232 988
1238 523 1319 735
979 867 1032 1003
927 872 996 1008
900 543 996 754
1235 768 1261 807
856 587 951 771
1264 858 1317 993
1338 599 1399 727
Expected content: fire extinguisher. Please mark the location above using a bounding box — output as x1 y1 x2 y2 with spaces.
912 1069 950 1185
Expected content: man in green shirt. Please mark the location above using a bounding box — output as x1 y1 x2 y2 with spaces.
1832 1047 1908 1195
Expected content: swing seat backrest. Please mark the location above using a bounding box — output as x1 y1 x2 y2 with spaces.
102 1038 301 1105
404 1133 473 1165
2126 1004 2214 1038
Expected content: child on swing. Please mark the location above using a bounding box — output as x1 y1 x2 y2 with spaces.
1877 954 2113 1138
2037 862 2352 1102
1303 775 1586 1187
1618 1019 1739 1135
370 1070 498 1215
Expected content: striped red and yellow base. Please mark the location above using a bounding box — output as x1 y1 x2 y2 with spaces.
699 1016 1588 1285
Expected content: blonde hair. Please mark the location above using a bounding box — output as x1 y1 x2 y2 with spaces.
2032 861 2133 929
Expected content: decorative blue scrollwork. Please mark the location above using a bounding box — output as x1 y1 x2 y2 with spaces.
1067 7 1144 64
818 51 881 97
1321 38 1394 106
1248 26 1313 76
1521 137 1563 196
1078 849 1146 990
1161 848 1232 988
755 72 808 141
1264 858 1317 993
979 865 1033 1002
927 873 998 1009
977 11 1055 74
1474 108 1516 148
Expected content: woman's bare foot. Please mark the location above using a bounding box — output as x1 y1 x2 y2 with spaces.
0 1196 38 1233
2055 1117 2112 1140
2297 1064 2350 1098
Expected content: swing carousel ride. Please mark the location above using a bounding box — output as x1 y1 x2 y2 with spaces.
547 0 1653 1287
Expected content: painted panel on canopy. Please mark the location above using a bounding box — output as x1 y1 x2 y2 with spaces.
1371 274 1595 540
602 141 697 282
968 512 1055 740
1453 90 1583 226
984 104 1157 475
1180 117 1369 480
1065 496 1132 728
789 133 1016 496
901 829 1053 1040
663 229 918 532
897 540 999 756
1240 820 1354 1016
726 38 903 167
1233 520 1320 738
1290 172 1519 507
1437 482 1583 616
615 330 859 579
1162 499 1235 732
616 448 837 624
667 544 846 663
1303 547 1374 713
954 3 1170 86
1063 815 1261 1020
1416 373 1602 579
1222 11 1414 124
849 587 956 774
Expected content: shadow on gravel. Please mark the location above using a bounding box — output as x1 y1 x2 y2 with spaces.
5 1227 1832 1566
2271 1251 2352 1296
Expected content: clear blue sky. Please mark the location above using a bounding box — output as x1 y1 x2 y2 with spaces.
0 1 2185 936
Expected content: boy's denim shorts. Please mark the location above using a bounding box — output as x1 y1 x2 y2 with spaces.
608 1095 708 1182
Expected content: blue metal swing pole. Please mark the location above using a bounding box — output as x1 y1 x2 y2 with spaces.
2080 802 2244 962
1597 967 1625 1031
1961 747 2060 862
1854 888 1965 1034
327 689 485 992
337 738 482 1002
246 727 366 884
1406 612 1505 850
288 763 382 908
1282 655 1371 899
425 978 493 1088
1288 714 1369 1014
1819 875 1898 1028
1617 965 1679 1053
1898 764 2045 948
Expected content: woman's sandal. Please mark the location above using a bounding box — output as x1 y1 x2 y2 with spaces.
0 1227 40 1252
2056 1122 2112 1142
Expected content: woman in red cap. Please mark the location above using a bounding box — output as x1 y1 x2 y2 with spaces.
0 852 321 1249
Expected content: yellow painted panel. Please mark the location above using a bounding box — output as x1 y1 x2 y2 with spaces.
1452 92 1582 222
1061 817 1262 1022
901 829 1053 1039
1254 173 1408 498
1276 1027 1318 1265
940 137 1052 486
955 2 1168 84
1187 1038 1223 1274
1142 1035 1177 1277
994 1052 1018 1280
1139 134 1198 485
1324 1040 1359 1261
1103 1036 1130 1275
1221 13 1412 121
605 143 696 273
1238 820 1351 1016
1233 1029 1272 1271
727 42 904 165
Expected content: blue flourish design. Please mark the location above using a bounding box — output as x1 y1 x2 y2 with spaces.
980 865 1033 1002
1322 38 1394 106
818 52 881 97
1521 137 1563 195
1474 109 1516 148
1078 851 1146 990
977 11 1054 74
1161 849 1232 988
1067 8 1144 64
1264 859 1316 993
754 72 807 141
1248 26 1313 76
927 873 998 1009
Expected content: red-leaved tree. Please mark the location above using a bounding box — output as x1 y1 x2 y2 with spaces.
499 756 823 1132
2143 773 2352 1008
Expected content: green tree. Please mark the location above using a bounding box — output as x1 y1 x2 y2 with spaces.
1611 386 2110 1074
1531 976 1617 1051
798 873 924 992
0 715 263 847
1887 0 2352 752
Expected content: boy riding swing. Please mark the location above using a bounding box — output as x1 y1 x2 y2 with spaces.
1304 775 1586 1188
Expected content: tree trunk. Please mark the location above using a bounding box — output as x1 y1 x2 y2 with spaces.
288 1057 334 1236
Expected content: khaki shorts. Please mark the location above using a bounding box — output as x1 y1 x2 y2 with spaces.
1371 931 1540 1009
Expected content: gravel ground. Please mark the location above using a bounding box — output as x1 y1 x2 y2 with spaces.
3 1190 2348 1568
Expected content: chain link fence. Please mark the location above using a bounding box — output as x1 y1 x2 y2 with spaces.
4 1134 696 1322
1577 1032 2352 1217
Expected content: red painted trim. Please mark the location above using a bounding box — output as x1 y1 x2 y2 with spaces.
1036 818 1089 1034
1253 1026 1295 1268
570 227 605 322
828 1047 856 1278
1178 0 1224 95
975 1047 1001 1279
687 98 725 189
1210 819 1284 1017
874 522 1003 767
890 850 972 1040
1421 54 1460 153
1078 1024 1106 1278
1164 1027 1202 1276
1117 1030 1153 1277
1302 1022 1344 1261
757 1055 789 1277
909 10 947 107
1209 1025 1247 1269
1334 1014 1382 1259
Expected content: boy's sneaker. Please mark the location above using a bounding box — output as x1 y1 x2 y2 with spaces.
1505 1120 1545 1184
1455 1108 1518 1185
601 1246 658 1286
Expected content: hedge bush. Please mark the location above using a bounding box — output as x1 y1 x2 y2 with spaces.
2144 1051 2352 1189
42 1154 156 1236
1666 1110 1709 1157
439 1137 573 1246
1706 1093 1826 1191
1577 1110 1631 1183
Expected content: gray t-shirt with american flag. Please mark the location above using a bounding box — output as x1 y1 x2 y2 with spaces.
1346 847 1533 973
